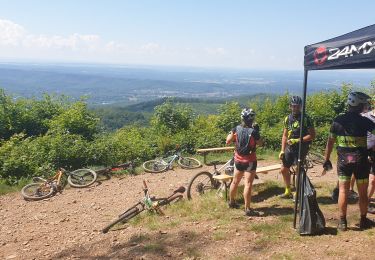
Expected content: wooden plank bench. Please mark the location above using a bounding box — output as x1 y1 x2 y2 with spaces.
196 147 234 165
213 163 282 200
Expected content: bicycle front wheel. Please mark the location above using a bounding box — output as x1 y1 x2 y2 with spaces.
68 169 97 188
178 157 202 169
102 207 141 233
187 171 217 200
21 183 54 201
142 160 167 173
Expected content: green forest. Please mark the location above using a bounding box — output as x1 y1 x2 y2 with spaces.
0 83 372 186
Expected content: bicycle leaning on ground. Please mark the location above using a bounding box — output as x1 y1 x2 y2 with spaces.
95 162 135 176
186 158 234 200
21 168 97 201
142 152 202 173
289 150 325 188
102 180 185 233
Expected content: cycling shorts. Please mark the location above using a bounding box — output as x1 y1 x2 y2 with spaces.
234 160 257 172
282 145 308 168
337 152 370 182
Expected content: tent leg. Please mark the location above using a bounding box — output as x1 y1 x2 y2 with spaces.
293 69 309 229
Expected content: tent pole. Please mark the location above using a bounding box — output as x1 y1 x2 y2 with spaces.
293 69 308 229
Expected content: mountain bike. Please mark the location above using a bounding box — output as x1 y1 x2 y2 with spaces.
187 158 234 200
102 180 185 233
306 150 325 166
289 150 325 188
142 152 202 173
95 162 135 176
21 168 97 201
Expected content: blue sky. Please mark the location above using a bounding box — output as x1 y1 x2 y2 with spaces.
0 0 374 69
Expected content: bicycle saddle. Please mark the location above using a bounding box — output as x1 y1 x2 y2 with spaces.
174 186 186 194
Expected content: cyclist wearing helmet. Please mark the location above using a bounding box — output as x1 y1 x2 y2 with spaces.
362 98 375 214
324 91 375 231
279 96 315 198
226 108 263 216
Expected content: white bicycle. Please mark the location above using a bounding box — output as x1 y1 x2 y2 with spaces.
142 152 202 173
186 158 235 200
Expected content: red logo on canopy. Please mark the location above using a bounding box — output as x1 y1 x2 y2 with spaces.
314 46 328 65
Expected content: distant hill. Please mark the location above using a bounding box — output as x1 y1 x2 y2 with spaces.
0 62 373 106
91 94 276 130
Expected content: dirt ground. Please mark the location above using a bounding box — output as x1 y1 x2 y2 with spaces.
1 160 375 260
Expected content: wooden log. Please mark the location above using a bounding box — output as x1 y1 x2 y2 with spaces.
196 147 234 153
256 164 282 174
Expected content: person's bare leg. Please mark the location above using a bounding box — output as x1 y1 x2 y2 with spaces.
280 166 291 190
243 171 256 210
357 181 369 216
368 174 375 199
229 169 243 204
338 181 350 218
350 175 356 192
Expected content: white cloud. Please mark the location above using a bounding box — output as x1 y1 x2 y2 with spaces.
0 19 288 69
205 47 226 55
0 19 25 46
0 19 100 51
140 42 161 54
24 33 100 51
104 41 129 53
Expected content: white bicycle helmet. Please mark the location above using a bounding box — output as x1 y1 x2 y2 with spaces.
290 96 302 105
347 91 371 107
241 108 256 120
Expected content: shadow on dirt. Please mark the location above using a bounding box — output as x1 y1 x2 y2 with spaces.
256 204 294 216
317 196 358 205
52 230 208 259
252 185 284 203
321 226 338 236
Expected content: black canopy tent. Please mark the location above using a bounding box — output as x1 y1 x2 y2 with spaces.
294 24 375 229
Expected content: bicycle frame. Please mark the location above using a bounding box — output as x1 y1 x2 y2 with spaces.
96 162 135 175
212 158 234 175
29 169 64 196
158 154 180 169
118 180 184 218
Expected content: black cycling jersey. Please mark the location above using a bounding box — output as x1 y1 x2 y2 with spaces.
330 111 375 155
283 113 314 151
284 113 313 139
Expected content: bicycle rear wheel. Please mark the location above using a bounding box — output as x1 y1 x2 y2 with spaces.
304 158 314 169
21 182 54 201
308 151 325 165
142 160 167 173
68 169 97 188
102 207 141 233
187 171 217 200
178 157 202 169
